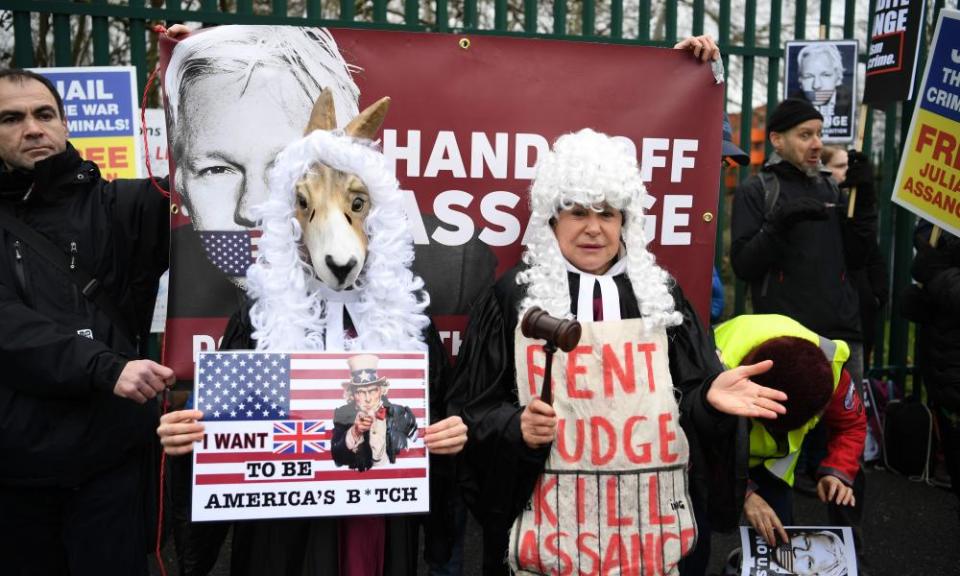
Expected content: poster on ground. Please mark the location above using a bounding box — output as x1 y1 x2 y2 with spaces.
784 40 859 143
891 9 960 238
34 66 142 180
739 526 857 576
191 350 429 522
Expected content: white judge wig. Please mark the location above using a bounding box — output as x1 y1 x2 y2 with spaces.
244 129 430 352
517 128 682 330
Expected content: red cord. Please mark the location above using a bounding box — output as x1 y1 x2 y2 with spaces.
154 390 170 576
140 65 171 198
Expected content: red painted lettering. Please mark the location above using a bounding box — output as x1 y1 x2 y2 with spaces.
601 533 630 576
576 476 587 525
545 531 573 576
642 532 665 576
557 418 585 463
602 342 635 397
533 475 558 526
566 345 593 399
577 533 601 576
658 412 679 463
624 415 652 464
526 345 547 396
604 476 633 527
647 476 677 526
518 530 541 571
636 342 657 392
590 417 617 465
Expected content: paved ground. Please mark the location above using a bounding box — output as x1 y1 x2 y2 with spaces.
151 464 959 575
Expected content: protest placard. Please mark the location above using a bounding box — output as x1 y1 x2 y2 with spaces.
34 67 141 180
863 0 926 105
191 351 429 522
509 319 695 575
784 40 859 143
739 526 857 576
891 9 960 238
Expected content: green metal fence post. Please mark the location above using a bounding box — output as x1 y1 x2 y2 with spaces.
92 0 110 66
582 0 595 37
795 0 807 39
53 13 72 66
638 0 651 43
13 11 33 68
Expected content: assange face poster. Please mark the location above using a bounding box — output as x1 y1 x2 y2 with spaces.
784 40 859 143
191 351 429 521
35 66 142 180
509 319 695 575
158 26 723 385
891 9 960 238
862 0 926 105
739 526 857 576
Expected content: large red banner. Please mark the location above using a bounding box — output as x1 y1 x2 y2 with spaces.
160 27 722 382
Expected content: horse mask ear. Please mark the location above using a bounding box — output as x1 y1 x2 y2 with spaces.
304 88 338 135
345 96 391 140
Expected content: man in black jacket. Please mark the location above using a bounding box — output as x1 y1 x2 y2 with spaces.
0 69 173 575
730 97 877 388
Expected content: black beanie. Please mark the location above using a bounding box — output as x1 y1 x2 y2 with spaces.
766 97 824 134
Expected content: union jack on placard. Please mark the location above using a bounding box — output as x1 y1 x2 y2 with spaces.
273 420 329 455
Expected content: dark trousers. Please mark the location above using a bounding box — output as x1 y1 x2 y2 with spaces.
167 454 230 576
0 459 148 576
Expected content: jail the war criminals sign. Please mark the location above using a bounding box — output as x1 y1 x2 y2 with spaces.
510 319 695 576
191 351 430 522
892 9 960 238
35 67 141 180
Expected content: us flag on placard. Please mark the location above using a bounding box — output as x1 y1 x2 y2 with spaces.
197 229 262 277
191 351 430 522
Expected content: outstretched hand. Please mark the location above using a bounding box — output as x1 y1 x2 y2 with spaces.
707 360 788 419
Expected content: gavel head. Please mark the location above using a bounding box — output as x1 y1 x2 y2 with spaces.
521 306 582 352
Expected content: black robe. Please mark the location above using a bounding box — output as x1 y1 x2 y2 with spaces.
447 265 742 573
215 300 457 576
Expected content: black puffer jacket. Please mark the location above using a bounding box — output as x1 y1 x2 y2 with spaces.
0 144 169 486
901 221 960 412
731 159 877 342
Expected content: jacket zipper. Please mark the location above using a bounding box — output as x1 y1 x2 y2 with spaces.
13 240 31 305
69 241 81 309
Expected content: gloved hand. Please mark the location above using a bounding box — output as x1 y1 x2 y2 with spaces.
764 196 829 234
912 243 953 284
841 150 877 213
840 150 873 189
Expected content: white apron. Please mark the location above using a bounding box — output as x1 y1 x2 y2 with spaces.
509 318 696 576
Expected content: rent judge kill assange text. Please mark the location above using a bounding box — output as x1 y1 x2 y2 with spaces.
514 337 695 574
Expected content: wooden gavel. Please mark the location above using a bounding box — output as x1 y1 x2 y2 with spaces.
520 306 582 404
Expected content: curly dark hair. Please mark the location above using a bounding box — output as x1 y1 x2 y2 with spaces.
742 336 834 435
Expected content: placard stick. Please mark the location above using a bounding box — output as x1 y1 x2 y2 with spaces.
930 226 942 247
847 105 870 219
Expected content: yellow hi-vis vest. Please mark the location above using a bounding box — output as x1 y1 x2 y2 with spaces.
713 314 849 486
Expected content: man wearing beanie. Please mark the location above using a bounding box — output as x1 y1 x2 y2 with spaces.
730 97 877 387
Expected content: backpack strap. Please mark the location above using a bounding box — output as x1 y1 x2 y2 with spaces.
759 170 781 217
0 209 136 346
